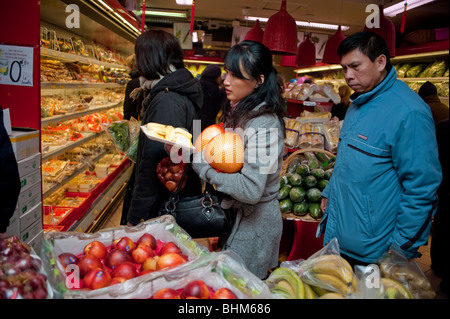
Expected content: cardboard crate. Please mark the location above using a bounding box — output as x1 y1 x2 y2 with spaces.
9 127 40 161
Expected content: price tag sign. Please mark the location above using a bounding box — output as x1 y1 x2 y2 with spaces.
0 44 34 87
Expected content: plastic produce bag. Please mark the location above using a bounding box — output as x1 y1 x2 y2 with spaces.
39 215 210 299
0 236 54 299
148 251 273 299
104 117 140 162
281 238 358 298
377 244 435 299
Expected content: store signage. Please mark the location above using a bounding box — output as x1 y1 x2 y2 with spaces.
0 44 33 87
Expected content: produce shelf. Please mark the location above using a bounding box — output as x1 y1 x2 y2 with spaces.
41 47 127 70
40 101 122 127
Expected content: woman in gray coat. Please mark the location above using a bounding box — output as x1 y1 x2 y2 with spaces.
192 40 285 279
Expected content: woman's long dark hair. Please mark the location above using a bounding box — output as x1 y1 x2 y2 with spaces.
134 30 185 80
221 40 285 133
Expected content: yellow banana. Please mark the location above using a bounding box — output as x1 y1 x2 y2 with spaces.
320 292 345 299
310 284 330 297
275 280 296 297
310 260 355 286
309 254 353 275
267 267 306 299
381 278 413 299
304 283 316 299
313 273 350 295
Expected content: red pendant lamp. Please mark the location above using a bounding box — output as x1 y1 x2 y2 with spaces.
262 0 298 55
295 34 316 66
244 19 264 43
322 25 346 64
363 4 396 57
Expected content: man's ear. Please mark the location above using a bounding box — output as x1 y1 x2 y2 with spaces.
377 54 387 72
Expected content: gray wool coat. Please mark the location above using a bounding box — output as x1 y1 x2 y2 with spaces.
192 110 284 279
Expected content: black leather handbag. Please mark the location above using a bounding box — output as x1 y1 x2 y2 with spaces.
159 165 232 238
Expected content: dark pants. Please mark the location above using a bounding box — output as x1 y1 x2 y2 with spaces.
121 165 135 225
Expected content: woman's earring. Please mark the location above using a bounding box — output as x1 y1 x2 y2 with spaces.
255 83 262 89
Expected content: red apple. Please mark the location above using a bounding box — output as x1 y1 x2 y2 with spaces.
112 261 136 280
136 233 157 250
77 255 103 278
105 249 131 269
183 280 210 299
83 268 111 290
58 252 78 269
159 242 182 255
132 245 155 264
156 253 186 270
152 288 181 299
112 237 135 254
110 277 127 285
84 240 107 259
211 287 237 299
142 256 160 272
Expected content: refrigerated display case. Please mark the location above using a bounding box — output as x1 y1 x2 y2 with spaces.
1 0 141 241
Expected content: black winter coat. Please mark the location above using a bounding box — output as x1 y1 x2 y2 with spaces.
0 109 21 233
127 68 203 225
123 69 140 121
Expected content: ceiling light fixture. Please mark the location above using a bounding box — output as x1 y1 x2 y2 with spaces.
93 0 141 36
384 0 436 17
245 16 349 31
176 0 193 5
135 9 188 18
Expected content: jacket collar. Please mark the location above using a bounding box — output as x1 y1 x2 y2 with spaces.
350 66 397 106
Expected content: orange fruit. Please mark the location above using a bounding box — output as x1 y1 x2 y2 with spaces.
204 132 244 173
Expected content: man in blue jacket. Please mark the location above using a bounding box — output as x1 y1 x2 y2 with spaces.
319 32 442 266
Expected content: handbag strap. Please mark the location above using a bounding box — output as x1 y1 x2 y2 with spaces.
165 163 216 212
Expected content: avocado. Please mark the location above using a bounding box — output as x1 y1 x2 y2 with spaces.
289 186 306 203
306 187 322 202
279 198 294 213
293 201 309 216
308 203 323 219
303 175 317 189
278 185 292 200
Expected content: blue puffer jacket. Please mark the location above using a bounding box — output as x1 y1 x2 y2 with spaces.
318 66 442 263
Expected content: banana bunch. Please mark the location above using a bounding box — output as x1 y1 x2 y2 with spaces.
266 267 307 299
380 262 435 299
381 277 413 299
302 254 357 296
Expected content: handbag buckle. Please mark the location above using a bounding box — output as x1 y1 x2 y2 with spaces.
201 197 213 208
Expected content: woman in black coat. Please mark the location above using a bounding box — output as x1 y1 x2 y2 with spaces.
126 30 203 225
198 65 227 130
0 108 21 237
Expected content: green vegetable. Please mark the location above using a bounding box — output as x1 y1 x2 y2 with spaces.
315 152 331 164
303 175 317 189
306 187 322 202
289 186 306 203
296 163 310 177
108 122 130 152
324 168 334 180
317 179 329 190
304 151 320 169
280 198 294 213
278 185 292 200
280 174 290 188
308 203 323 219
293 201 309 216
125 137 138 162
310 168 325 179
288 173 303 186
286 157 302 174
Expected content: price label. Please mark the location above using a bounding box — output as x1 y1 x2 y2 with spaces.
0 44 34 87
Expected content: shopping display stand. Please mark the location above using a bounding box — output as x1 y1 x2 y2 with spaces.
280 148 334 261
